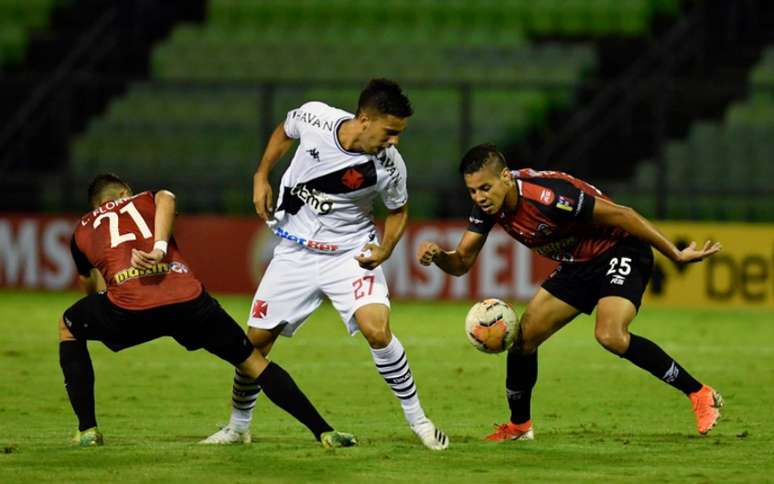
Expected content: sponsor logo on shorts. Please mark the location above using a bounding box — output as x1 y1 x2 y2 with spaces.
537 223 552 236
114 263 170 285
273 227 339 252
252 299 268 319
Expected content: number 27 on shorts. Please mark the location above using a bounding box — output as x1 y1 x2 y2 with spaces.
352 275 375 300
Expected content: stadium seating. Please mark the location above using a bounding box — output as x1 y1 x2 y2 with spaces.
0 0 61 68
618 46 774 221
71 0 681 214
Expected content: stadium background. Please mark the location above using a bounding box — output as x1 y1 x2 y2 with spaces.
1 0 772 307
1 1 774 482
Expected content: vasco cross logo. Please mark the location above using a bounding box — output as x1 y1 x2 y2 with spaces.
341 168 364 190
306 148 320 161
252 300 268 319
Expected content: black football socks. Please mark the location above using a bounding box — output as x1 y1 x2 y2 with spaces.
622 334 702 395
505 349 538 425
256 362 333 440
59 340 97 431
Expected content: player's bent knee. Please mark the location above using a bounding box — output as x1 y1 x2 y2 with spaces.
517 339 539 355
235 350 269 379
594 327 628 355
361 325 392 349
205 333 255 368
515 313 543 354
246 326 280 355
58 318 76 342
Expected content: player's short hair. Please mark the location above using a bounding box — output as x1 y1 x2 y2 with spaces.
88 173 132 208
459 143 507 175
356 78 413 118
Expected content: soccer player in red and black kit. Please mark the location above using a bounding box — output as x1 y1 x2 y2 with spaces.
59 174 356 447
417 144 724 440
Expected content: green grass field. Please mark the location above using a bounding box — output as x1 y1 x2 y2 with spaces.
1 290 772 483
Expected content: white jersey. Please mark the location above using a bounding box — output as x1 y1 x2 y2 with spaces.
268 101 408 253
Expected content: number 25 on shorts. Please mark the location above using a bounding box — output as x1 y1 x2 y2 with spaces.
352 275 375 300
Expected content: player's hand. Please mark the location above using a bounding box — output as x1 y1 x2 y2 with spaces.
131 248 165 270
416 240 441 266
676 240 722 263
355 243 390 270
253 175 274 221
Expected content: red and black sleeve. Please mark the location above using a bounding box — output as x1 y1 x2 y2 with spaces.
466 204 496 234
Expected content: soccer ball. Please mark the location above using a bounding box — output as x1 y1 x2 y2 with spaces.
464 298 519 354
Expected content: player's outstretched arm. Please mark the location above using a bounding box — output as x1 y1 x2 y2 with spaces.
356 203 408 270
131 190 176 270
592 197 722 263
254 122 296 220
417 230 486 276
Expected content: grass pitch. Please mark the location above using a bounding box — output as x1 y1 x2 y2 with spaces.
1 290 772 483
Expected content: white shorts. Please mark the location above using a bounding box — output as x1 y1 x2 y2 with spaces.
247 241 390 336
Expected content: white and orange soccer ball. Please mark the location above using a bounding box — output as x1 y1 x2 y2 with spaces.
464 298 519 354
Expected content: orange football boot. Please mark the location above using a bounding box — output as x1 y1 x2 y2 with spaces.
485 420 534 441
689 385 724 435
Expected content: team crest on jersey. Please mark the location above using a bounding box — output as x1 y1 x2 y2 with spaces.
252 300 268 319
341 168 364 190
556 196 576 212
539 189 555 205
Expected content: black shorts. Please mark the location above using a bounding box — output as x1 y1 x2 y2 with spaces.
62 291 253 366
541 237 654 315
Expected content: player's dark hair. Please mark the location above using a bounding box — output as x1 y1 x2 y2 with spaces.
459 143 507 175
88 173 131 208
356 78 413 118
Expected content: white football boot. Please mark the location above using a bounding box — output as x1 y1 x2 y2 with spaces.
199 425 251 444
411 417 449 450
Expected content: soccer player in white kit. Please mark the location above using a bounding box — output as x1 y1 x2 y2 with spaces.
202 79 449 450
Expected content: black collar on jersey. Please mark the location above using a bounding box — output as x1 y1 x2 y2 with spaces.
334 116 365 156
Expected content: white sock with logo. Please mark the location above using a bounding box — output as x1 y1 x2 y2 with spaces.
370 336 426 426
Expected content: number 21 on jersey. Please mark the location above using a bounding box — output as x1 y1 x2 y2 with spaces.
93 202 152 248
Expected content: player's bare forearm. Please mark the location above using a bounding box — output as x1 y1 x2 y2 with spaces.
255 123 295 180
356 205 408 269
380 204 408 256
420 230 485 276
153 190 176 244
592 198 720 263
433 250 471 276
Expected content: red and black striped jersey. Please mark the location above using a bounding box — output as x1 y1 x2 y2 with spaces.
71 191 202 310
467 169 628 263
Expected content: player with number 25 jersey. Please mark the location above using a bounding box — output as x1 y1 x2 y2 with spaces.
417 143 724 443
